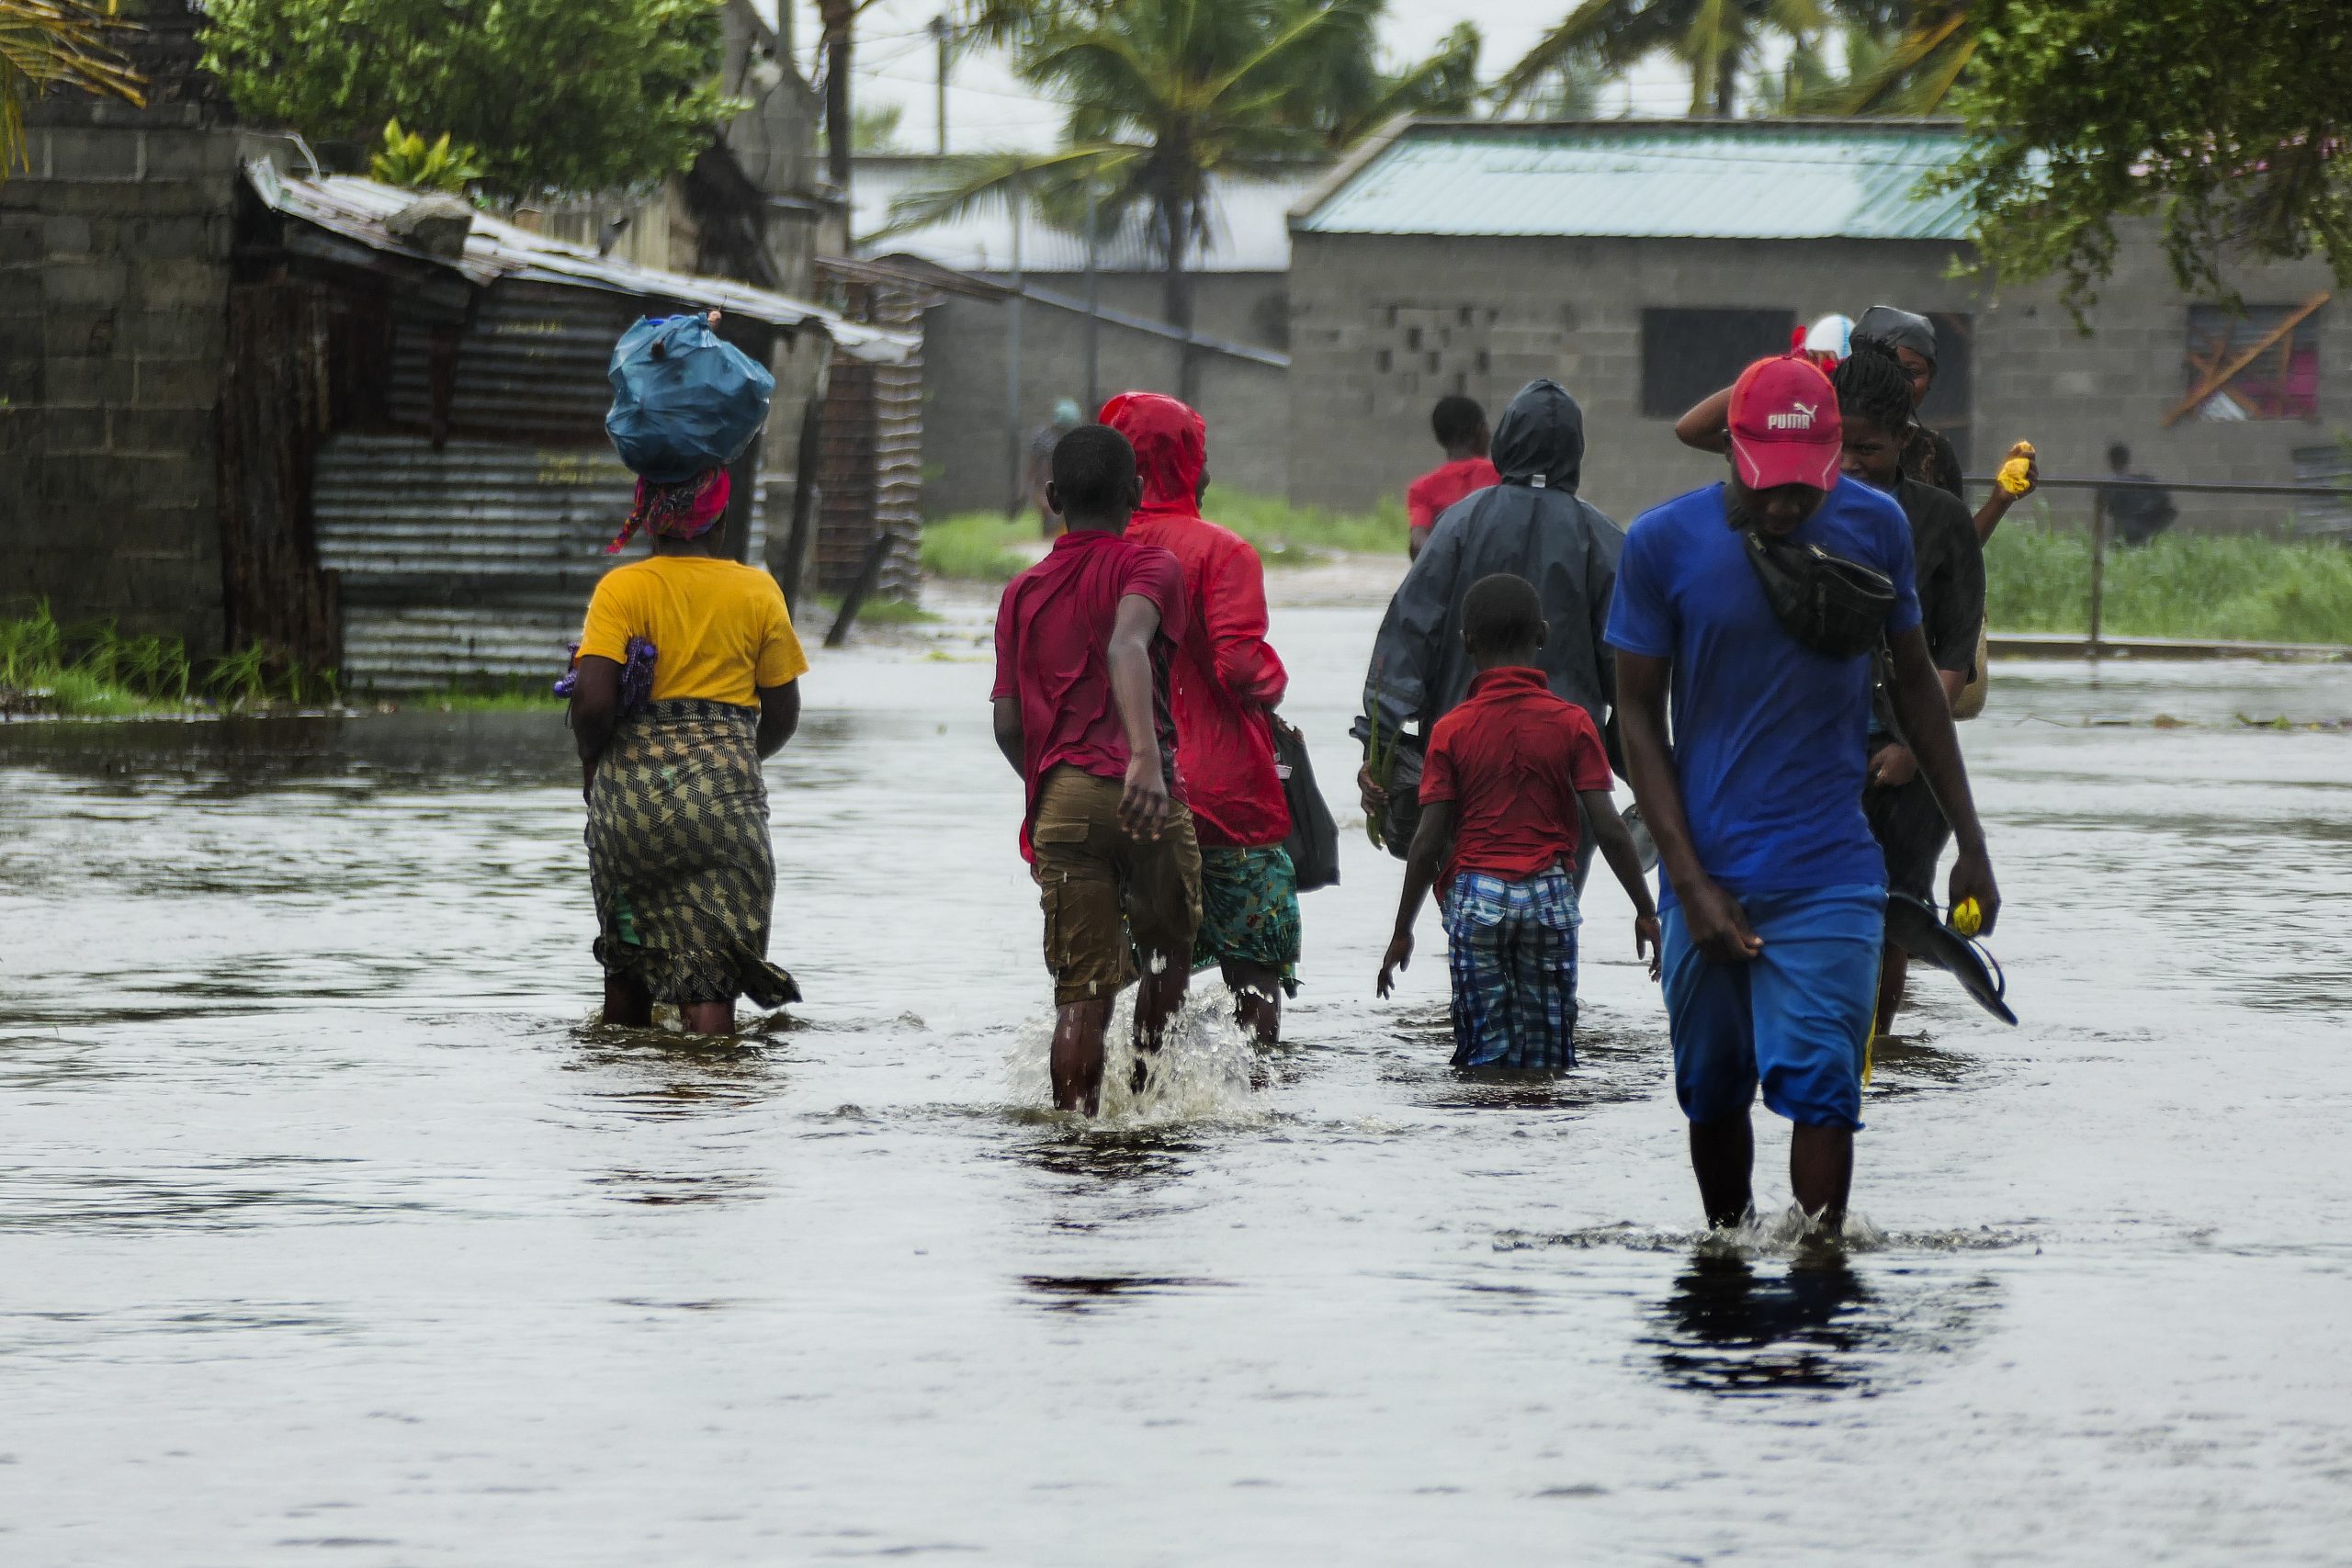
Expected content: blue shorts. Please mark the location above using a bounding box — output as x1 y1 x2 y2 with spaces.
1659 885 1885 1131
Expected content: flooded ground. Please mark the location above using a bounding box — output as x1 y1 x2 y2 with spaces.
2 601 2349 1564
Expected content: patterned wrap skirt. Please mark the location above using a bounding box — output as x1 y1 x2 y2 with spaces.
585 699 799 1009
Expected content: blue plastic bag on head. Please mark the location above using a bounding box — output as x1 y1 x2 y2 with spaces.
605 314 777 484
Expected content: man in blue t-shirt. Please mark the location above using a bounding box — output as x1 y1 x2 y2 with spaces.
1606 354 2000 1235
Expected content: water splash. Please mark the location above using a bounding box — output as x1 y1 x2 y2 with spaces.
1002 982 1265 1126
1498 1207 2032 1258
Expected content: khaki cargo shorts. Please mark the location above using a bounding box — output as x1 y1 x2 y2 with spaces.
1031 765 1203 1008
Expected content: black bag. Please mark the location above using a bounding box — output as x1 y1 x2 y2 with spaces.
1347 714 1424 863
1741 526 1896 659
1272 717 1340 891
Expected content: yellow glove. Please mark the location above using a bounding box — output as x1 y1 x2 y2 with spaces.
1996 440 2035 496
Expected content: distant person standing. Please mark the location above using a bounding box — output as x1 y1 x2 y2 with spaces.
2101 444 2178 547
991 425 1199 1115
1103 391 1299 1046
1024 398 1085 536
1405 394 1501 559
1611 353 1999 1234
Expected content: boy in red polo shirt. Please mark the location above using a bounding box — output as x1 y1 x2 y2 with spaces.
1377 574 1659 1071
992 425 1201 1115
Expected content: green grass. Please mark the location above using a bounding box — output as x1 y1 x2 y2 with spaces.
400 682 565 712
0 604 345 716
1210 490 1409 564
814 592 942 626
922 513 1038 583
921 491 1407 582
1985 524 2352 646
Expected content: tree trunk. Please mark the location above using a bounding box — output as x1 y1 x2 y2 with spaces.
824 11 854 230
1714 48 1736 117
1161 195 1197 403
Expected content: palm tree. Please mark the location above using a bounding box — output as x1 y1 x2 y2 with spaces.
0 0 144 172
1497 0 1826 118
1806 0 1976 114
888 0 1476 369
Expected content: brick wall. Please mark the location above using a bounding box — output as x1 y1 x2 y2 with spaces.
1287 228 2352 532
916 285 1289 518
0 103 239 652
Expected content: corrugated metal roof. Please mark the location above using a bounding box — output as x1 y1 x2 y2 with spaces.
245 158 918 364
1294 121 1973 243
855 154 1318 274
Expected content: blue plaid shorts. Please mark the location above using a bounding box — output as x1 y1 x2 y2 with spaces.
1441 866 1581 1071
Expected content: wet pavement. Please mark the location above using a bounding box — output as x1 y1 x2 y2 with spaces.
2 608 2348 1564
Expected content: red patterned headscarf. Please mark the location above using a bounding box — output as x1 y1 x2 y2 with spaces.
606 468 731 555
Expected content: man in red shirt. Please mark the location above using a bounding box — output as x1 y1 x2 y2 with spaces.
1102 390 1298 1045
991 424 1201 1114
1404 394 1500 559
1377 574 1659 1071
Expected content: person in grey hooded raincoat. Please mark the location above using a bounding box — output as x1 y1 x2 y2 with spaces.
1356 378 1626 873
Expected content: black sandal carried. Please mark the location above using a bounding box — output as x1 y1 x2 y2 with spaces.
1883 892 2017 1026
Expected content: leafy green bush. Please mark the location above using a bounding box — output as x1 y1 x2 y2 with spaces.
1985 525 2352 645
201 0 733 197
368 118 484 192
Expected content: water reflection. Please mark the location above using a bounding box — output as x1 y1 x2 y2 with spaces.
1645 1251 1996 1398
569 1025 783 1122
1018 1274 1231 1314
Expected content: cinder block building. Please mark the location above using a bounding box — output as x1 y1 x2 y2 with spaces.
1286 118 2348 531
853 159 1312 514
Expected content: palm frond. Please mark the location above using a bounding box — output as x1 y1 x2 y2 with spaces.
873 143 1142 245
1486 0 1674 107
0 0 146 172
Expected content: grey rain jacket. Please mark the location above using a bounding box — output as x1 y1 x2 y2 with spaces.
1362 378 1626 755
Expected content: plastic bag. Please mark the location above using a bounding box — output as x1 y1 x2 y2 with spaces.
605 315 776 484
1272 717 1340 892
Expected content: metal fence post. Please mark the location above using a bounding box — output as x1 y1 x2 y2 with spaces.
2086 486 2109 660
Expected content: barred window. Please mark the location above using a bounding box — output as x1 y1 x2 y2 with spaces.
2183 303 2323 421
1639 308 1795 419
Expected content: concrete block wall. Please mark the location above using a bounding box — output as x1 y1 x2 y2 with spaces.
1288 227 2352 533
0 104 238 652
916 288 1288 518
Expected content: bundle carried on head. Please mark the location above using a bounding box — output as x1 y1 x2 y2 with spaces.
603 313 775 551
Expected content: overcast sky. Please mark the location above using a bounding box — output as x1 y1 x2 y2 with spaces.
779 1 1715 155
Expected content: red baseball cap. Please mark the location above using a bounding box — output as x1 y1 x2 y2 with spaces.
1727 355 1841 491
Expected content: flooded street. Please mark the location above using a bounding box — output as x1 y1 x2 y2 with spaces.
3 602 2350 1564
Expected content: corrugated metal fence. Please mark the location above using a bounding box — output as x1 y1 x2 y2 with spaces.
314 280 769 691
817 274 927 599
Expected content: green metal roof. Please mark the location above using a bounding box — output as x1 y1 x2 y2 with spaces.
1295 121 1974 243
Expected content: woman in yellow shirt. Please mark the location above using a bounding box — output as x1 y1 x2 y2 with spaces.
569 467 809 1034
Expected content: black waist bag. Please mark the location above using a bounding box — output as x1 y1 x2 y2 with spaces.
1742 526 1897 659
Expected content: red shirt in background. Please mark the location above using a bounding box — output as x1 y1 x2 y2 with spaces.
991 527 1186 859
1419 666 1613 885
1103 391 1292 850
1406 456 1501 532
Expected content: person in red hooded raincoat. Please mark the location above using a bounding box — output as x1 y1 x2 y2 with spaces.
1102 391 1299 1045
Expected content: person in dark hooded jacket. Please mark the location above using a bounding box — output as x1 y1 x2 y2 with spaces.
1357 379 1626 878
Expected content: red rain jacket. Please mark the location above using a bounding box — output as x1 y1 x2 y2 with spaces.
1102 391 1291 850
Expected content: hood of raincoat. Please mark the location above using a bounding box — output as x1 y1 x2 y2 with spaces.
1100 390 1204 519
1854 304 1937 366
1488 378 1586 492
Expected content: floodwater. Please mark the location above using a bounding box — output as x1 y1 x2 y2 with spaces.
3 601 2349 1565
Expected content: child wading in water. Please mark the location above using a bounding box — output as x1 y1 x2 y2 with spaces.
991 424 1202 1115
1377 574 1660 1070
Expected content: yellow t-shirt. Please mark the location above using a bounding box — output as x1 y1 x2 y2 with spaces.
578 555 809 708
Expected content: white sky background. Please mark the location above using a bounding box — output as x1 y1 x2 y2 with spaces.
777 1 1740 155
